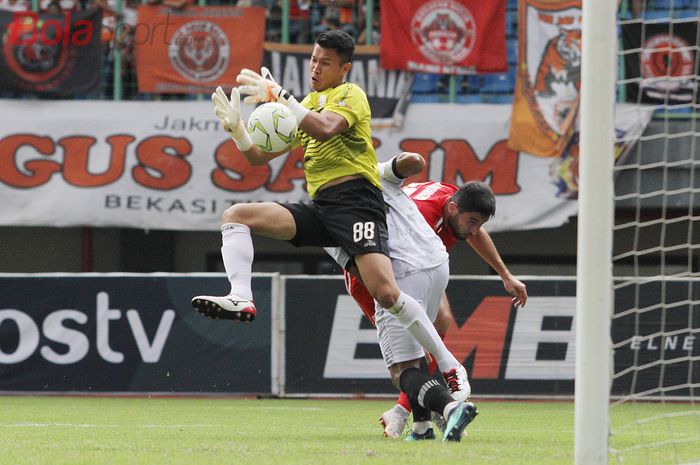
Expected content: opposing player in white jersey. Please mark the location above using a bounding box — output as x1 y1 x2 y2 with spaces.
340 163 528 439
326 152 481 441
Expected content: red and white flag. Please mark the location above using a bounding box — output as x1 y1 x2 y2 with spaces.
380 0 507 74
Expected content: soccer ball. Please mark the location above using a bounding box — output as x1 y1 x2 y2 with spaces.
246 102 298 153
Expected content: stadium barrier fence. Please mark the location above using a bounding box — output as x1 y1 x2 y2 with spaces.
1 273 695 398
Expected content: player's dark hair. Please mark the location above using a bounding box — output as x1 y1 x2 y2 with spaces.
451 181 496 218
315 29 355 64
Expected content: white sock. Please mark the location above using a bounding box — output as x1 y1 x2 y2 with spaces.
220 223 254 300
412 420 431 434
387 292 460 373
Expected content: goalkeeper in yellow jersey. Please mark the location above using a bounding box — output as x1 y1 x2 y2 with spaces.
192 30 476 441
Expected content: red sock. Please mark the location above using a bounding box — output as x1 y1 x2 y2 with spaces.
397 391 412 412
427 355 438 375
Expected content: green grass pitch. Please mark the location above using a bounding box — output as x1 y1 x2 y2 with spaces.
0 396 697 465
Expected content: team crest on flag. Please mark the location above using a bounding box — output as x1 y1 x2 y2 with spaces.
0 8 102 95
508 0 582 157
410 1 477 65
135 5 265 94
380 0 506 74
621 20 698 104
168 20 230 82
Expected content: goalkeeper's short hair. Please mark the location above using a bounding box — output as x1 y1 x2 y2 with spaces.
316 29 355 64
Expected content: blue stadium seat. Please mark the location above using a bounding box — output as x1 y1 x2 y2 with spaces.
507 39 518 66
456 94 483 104
481 94 514 104
506 10 519 38
643 9 672 19
650 0 672 10
670 0 694 9
412 74 442 94
458 74 481 94
480 70 516 94
410 93 442 103
674 8 698 18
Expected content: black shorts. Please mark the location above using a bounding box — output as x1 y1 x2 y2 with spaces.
280 178 389 260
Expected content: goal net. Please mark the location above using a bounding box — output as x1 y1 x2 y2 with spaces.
610 0 700 463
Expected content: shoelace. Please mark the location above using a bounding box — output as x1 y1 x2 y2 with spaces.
443 369 461 393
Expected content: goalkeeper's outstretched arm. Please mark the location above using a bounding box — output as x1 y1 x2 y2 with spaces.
236 67 349 142
211 86 289 166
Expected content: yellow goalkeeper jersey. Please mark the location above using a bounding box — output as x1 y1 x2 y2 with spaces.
295 82 381 198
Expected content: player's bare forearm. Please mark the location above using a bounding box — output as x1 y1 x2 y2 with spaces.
467 229 528 307
393 152 426 178
466 229 509 277
239 145 288 166
298 110 348 141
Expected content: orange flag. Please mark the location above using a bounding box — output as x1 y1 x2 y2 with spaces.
508 0 581 157
135 5 265 94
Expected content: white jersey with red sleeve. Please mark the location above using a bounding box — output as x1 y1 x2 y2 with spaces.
402 182 460 251
326 161 449 325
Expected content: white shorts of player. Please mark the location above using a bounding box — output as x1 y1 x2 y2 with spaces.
375 260 449 368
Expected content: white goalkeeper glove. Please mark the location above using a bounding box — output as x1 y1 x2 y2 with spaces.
236 67 310 123
212 86 252 151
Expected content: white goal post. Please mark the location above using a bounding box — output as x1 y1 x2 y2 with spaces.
575 1 617 464
578 1 700 464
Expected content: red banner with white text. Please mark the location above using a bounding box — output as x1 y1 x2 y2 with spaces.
134 5 265 94
379 0 507 74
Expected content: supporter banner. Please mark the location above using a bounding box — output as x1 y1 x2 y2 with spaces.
0 100 582 231
0 8 102 96
550 103 655 199
0 274 274 393
508 0 581 157
379 0 507 74
263 43 413 129
284 276 699 397
134 5 265 94
621 20 699 105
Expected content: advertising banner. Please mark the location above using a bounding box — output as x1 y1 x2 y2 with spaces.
1 274 696 397
508 0 581 157
284 276 699 397
134 5 265 94
0 100 580 232
0 274 274 393
379 0 507 74
284 276 578 396
0 8 102 96
621 20 699 105
262 43 414 129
